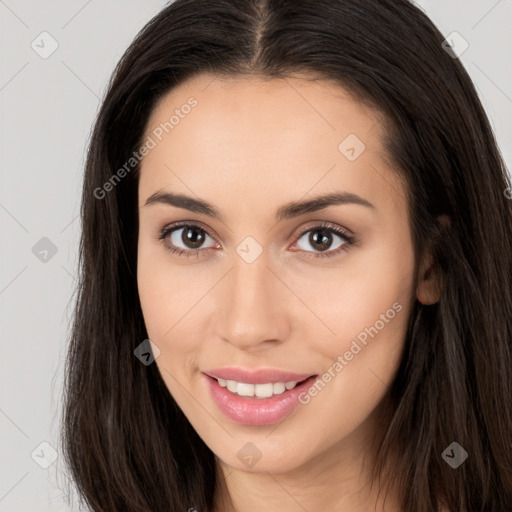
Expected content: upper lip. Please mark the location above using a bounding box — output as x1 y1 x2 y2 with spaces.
203 367 317 384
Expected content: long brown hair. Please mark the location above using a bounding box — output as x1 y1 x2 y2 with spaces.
61 1 512 510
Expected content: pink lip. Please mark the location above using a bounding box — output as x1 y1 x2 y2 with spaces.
203 367 314 384
203 371 319 426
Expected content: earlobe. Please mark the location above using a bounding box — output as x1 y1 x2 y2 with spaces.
416 253 442 305
416 260 445 305
416 215 450 305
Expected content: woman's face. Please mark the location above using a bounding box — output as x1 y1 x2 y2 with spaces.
137 73 422 474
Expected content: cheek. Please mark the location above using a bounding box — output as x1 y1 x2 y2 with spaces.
137 257 195 398
137 239 197 338
292 239 415 353
136 243 212 386
137 251 170 339
297 297 411 442
297 240 414 408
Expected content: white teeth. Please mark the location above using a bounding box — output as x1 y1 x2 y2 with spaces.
273 382 286 394
237 382 256 397
255 383 274 398
217 379 302 398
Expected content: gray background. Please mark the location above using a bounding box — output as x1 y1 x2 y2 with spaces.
0 1 511 510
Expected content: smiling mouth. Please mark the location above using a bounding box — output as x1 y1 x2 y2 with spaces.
204 373 320 425
207 375 313 399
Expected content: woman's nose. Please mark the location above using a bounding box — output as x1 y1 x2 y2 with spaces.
214 250 291 350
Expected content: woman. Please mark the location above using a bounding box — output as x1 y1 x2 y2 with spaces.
61 0 512 510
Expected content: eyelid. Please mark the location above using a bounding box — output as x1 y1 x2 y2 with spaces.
157 220 220 252
288 221 356 259
291 220 353 241
167 219 219 240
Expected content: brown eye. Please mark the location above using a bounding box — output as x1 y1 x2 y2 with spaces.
178 225 207 249
304 228 335 252
158 223 217 256
295 225 351 255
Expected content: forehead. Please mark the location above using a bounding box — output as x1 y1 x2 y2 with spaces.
144 73 382 152
138 73 406 220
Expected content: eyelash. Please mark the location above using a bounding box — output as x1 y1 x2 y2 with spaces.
156 221 356 260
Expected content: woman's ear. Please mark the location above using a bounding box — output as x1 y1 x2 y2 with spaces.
416 215 450 305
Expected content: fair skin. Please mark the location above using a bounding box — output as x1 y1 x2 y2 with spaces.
136 73 443 512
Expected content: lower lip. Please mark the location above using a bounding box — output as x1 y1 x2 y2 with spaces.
204 373 319 426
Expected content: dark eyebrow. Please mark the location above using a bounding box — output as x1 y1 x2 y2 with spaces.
143 190 375 222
